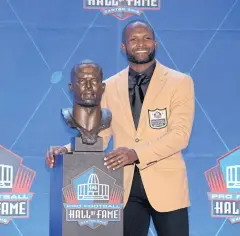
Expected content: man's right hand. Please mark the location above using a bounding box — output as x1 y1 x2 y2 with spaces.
45 146 68 168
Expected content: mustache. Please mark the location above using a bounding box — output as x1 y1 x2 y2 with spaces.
82 91 95 96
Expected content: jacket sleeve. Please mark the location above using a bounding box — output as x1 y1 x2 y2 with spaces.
134 75 195 170
64 89 112 152
98 91 113 149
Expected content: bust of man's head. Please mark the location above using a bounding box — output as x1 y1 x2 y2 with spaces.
68 60 105 107
62 60 111 146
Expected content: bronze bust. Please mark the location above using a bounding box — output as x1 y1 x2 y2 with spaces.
61 61 112 145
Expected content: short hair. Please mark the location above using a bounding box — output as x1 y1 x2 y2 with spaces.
71 60 103 81
122 19 155 44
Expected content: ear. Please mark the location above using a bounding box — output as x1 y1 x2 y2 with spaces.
101 82 106 92
68 83 73 92
154 40 158 48
121 43 126 54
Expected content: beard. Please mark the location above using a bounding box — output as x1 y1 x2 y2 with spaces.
126 49 155 64
75 93 102 107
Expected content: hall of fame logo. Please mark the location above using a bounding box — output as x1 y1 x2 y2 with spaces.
148 108 167 129
0 145 35 224
62 166 124 229
83 0 161 20
204 146 240 224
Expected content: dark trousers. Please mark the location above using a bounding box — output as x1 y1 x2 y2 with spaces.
124 167 189 236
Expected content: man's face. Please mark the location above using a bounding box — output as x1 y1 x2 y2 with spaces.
69 65 105 107
121 23 157 64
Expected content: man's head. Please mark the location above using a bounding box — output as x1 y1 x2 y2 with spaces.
121 20 157 64
69 60 105 107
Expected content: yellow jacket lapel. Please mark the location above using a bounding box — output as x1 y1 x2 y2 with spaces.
137 61 168 136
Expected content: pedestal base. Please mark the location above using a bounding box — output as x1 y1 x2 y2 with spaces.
50 146 124 236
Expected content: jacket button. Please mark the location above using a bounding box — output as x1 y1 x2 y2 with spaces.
135 138 140 142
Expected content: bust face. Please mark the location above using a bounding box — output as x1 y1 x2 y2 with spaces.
70 64 105 107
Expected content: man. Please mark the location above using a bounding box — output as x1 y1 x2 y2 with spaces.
46 20 195 236
61 61 112 145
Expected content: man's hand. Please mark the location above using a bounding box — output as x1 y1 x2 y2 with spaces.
45 146 68 168
104 147 138 170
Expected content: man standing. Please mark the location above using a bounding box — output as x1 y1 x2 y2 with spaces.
46 20 195 236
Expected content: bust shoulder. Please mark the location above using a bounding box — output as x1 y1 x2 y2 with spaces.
61 107 76 128
100 108 112 130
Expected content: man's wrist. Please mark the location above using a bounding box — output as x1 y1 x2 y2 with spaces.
131 149 140 164
134 158 140 164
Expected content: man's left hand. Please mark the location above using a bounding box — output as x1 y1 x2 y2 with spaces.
104 147 138 170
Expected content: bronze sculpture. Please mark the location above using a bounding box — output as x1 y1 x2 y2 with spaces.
61 61 112 145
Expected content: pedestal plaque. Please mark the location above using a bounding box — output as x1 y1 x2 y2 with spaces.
49 138 124 236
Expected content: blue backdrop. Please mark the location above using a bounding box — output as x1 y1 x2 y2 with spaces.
0 0 239 235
